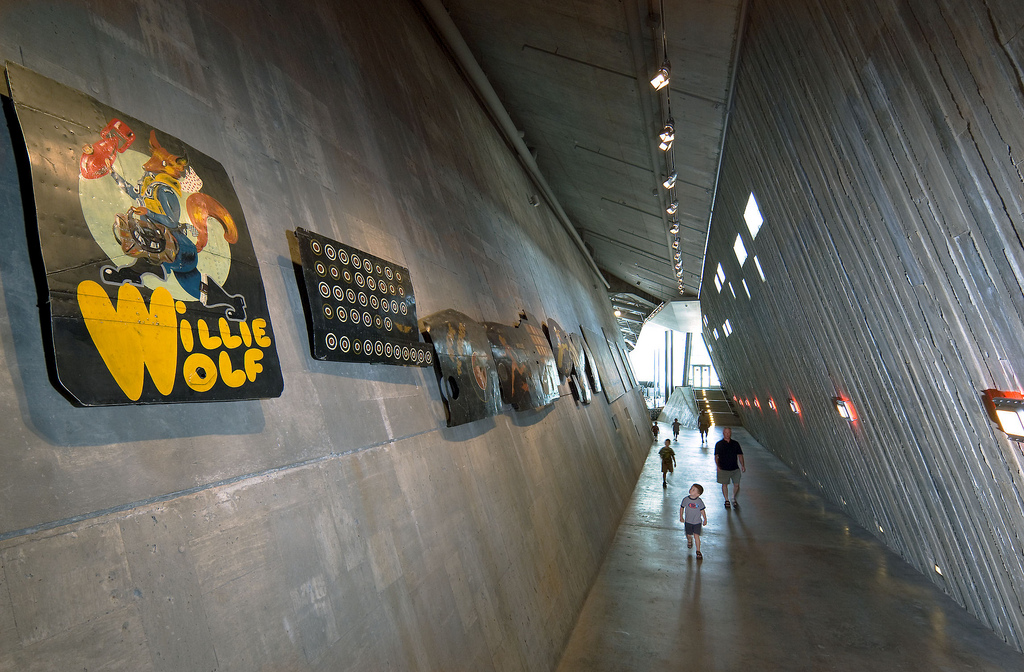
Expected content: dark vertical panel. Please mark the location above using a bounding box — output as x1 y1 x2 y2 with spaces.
704 0 1024 649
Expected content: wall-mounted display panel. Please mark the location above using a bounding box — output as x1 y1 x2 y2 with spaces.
420 309 501 426
486 312 559 411
6 63 283 404
293 228 432 367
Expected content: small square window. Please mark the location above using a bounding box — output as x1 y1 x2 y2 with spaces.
713 328 719 340
728 282 736 299
734 234 747 266
744 193 763 239
715 275 722 293
742 278 751 299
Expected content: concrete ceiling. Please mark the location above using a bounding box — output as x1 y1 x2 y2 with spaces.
440 0 745 324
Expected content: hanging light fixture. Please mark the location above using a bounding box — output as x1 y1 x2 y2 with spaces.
662 172 677 189
666 199 679 215
669 220 680 234
672 239 680 249
650 59 671 90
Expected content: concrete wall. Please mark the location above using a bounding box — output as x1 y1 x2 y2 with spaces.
0 1 650 669
701 0 1024 650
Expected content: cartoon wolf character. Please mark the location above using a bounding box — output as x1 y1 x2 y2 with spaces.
83 127 247 321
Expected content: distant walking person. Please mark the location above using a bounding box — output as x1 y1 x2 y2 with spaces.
672 418 681 440
679 483 708 559
659 439 676 488
697 410 711 444
715 427 745 509
652 423 660 440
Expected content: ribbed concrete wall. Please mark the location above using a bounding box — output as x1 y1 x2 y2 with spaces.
0 2 650 670
702 0 1024 650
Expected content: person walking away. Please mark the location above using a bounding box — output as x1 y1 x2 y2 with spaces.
672 417 681 440
659 439 676 488
697 410 710 444
714 427 745 508
652 422 660 440
679 483 708 559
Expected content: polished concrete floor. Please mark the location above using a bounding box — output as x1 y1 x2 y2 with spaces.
556 424 1024 671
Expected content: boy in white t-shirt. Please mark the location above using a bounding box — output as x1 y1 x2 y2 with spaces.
679 483 708 559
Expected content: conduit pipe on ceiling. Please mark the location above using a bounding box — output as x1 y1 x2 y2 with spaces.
417 0 610 290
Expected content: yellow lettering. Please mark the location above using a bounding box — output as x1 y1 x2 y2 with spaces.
183 353 217 391
180 319 194 353
252 318 271 347
77 281 177 401
239 320 253 347
197 319 222 349
218 350 246 388
243 348 265 382
218 317 243 349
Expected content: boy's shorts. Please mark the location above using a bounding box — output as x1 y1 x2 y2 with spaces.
684 522 702 535
717 468 741 485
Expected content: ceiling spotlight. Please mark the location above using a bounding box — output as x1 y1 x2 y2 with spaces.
672 239 680 249
669 221 680 234
614 309 622 317
650 60 671 90
658 121 675 151
666 200 679 215
662 172 677 189
659 123 675 143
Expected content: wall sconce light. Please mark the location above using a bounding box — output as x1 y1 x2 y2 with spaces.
982 389 1024 439
666 200 679 215
663 172 677 189
789 398 800 414
767 398 776 411
650 60 671 90
754 398 760 410
834 397 856 421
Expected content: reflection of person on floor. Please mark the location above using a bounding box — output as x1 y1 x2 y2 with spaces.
672 418 681 440
715 427 745 509
698 410 711 443
680 483 707 559
659 439 676 488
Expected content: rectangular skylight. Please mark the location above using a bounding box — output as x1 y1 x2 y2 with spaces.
744 192 763 239
742 278 751 299
728 282 736 299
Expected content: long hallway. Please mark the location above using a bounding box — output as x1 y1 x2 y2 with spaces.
556 424 1024 671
